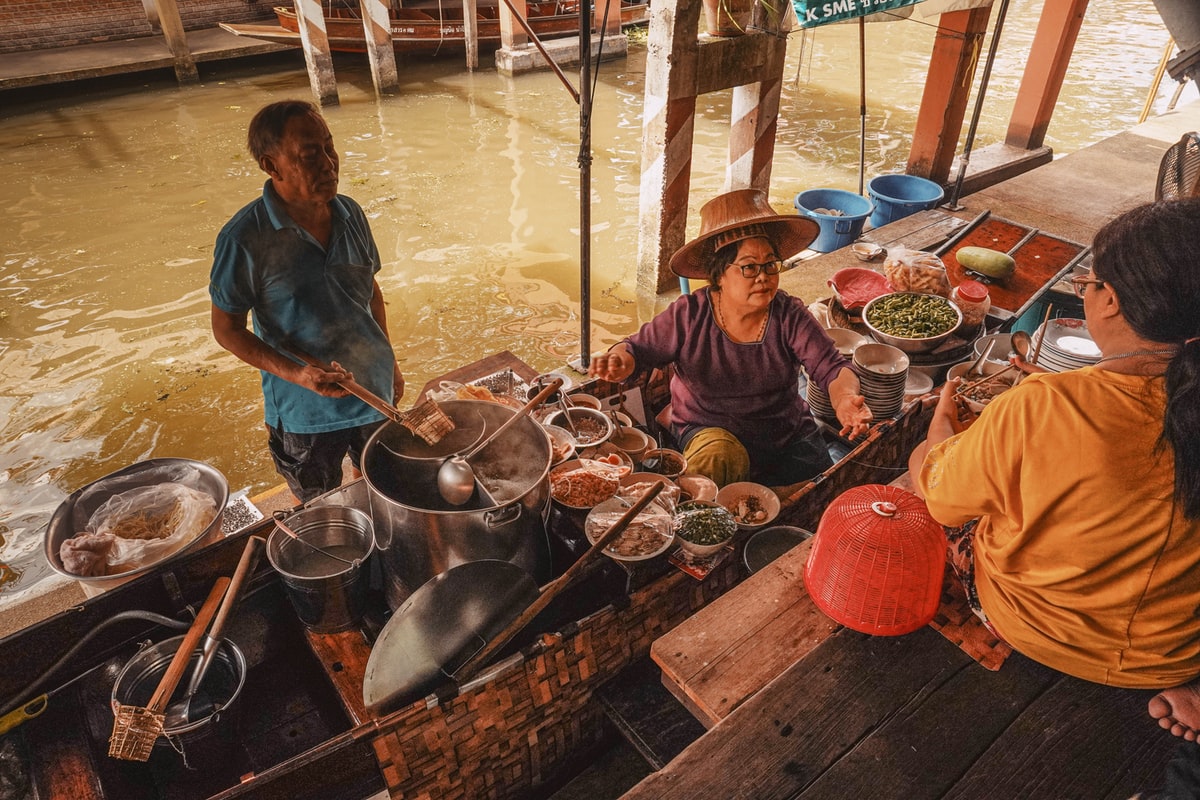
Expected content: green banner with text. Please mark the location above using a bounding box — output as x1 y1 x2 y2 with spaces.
792 0 923 28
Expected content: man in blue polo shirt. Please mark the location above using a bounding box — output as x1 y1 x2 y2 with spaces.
210 100 404 503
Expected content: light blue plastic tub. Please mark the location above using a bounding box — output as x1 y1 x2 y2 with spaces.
793 189 874 253
867 174 945 228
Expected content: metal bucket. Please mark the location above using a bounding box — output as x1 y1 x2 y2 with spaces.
362 399 552 610
266 506 375 632
110 636 246 770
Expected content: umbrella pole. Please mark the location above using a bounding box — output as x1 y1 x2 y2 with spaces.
946 0 1011 210
858 15 866 195
578 0 593 371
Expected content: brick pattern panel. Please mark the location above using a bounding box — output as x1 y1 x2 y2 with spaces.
369 560 743 799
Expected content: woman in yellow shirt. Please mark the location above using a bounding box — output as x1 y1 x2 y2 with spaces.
909 199 1200 734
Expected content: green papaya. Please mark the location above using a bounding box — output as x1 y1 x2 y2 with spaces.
956 246 1016 279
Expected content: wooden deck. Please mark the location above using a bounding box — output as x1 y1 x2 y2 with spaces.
626 540 1177 800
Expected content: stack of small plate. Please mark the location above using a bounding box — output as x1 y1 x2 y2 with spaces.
852 343 910 419
1031 318 1102 372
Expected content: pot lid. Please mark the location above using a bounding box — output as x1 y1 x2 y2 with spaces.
362 560 539 714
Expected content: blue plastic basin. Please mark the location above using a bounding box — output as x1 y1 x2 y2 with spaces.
793 189 874 253
867 174 944 228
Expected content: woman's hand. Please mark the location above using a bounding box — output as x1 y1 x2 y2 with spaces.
834 394 873 440
828 367 872 439
589 345 636 383
932 377 977 434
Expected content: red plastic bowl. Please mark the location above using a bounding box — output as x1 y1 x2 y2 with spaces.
828 267 890 311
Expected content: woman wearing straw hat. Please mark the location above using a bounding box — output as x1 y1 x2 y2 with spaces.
589 189 873 487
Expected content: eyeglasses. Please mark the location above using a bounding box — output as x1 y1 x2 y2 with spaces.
1070 275 1105 298
729 260 784 279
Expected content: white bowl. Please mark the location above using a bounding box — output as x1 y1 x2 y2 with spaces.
673 500 738 558
947 361 1018 413
566 393 603 410
610 426 653 463
825 326 869 357
715 482 781 530
639 448 688 480
543 424 577 465
676 473 718 503
544 407 614 448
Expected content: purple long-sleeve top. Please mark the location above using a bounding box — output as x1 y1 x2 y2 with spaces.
624 287 849 450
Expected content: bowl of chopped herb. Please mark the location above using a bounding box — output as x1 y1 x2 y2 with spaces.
673 500 738 558
863 292 963 354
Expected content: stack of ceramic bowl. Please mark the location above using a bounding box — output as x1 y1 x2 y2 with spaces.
852 343 910 419
803 375 838 425
1031 318 1102 372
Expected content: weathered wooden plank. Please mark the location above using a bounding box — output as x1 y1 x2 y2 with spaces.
943 676 1173 800
794 651 1060 799
651 538 837 727
624 626 973 800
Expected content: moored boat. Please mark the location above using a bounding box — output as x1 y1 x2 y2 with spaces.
219 2 649 55
0 356 932 800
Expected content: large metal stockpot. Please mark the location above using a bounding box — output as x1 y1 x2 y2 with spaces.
362 399 553 609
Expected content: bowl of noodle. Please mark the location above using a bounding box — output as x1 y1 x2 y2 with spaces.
44 458 228 597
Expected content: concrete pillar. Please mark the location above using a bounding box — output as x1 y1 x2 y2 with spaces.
906 5 991 182
1005 0 1090 150
151 0 198 83
293 0 340 107
358 0 400 95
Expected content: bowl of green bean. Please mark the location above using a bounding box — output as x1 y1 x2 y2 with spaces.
862 292 963 354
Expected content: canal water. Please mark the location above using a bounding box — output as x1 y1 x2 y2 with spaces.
0 0 1173 599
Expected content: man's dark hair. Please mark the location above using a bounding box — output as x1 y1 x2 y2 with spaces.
247 100 321 162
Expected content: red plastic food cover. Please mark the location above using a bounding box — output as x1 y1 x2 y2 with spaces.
828 267 890 311
805 484 947 636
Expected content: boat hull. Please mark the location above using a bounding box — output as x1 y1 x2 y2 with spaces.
220 3 648 54
0 372 931 799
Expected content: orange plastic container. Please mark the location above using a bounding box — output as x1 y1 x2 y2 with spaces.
804 484 946 636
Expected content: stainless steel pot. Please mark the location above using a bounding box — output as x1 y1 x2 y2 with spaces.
362 399 553 609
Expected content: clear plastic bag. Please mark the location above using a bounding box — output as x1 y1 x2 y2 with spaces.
882 246 952 297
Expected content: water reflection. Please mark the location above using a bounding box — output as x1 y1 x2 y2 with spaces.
0 0 1171 599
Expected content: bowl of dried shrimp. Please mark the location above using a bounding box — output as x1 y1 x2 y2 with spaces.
715 482 781 531
585 496 675 562
549 458 624 510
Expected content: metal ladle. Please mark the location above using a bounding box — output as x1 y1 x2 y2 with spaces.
437 378 563 506
966 339 997 379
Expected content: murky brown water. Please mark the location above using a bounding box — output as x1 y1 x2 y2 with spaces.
0 0 1171 596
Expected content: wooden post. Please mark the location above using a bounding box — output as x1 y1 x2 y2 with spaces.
151 0 198 83
464 0 480 70
906 5 992 182
293 0 340 107
638 0 789 293
596 0 622 36
500 0 529 49
1005 0 1090 149
727 37 787 192
358 0 400 95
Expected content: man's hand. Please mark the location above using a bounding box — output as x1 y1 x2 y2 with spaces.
296 361 352 398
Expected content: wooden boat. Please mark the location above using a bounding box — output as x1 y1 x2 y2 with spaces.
0 355 933 800
220 1 649 55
